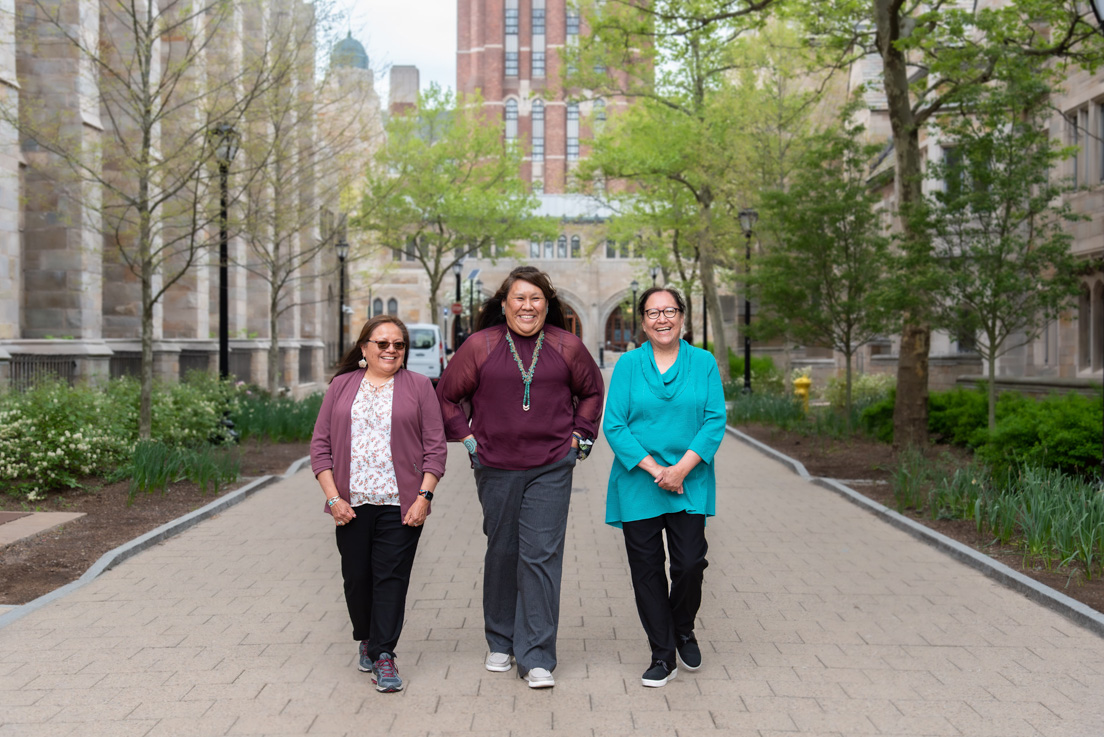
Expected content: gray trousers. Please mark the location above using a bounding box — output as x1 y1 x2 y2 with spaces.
474 449 576 674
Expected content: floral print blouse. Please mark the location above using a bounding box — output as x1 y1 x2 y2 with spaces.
348 374 399 507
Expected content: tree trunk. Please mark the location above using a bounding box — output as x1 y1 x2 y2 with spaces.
268 293 280 395
697 202 731 381
875 0 931 447
987 353 997 431
140 257 154 441
844 350 853 430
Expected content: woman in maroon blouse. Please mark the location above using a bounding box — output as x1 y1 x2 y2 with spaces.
436 266 603 688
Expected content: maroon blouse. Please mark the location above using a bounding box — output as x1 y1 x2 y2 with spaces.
435 324 604 470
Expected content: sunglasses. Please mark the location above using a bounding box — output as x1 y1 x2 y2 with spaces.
366 340 406 351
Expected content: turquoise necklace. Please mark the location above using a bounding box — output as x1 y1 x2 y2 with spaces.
505 329 545 411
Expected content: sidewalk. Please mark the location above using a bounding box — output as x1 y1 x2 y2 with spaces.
2 435 1104 736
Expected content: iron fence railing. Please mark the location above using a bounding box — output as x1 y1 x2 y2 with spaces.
10 355 79 390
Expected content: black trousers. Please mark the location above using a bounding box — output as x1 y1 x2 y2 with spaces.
621 511 708 664
335 503 423 661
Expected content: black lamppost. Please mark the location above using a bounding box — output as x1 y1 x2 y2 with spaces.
212 123 240 379
649 264 659 286
739 208 758 393
336 236 349 359
453 258 464 346
1092 0 1104 483
472 278 482 333
630 279 639 347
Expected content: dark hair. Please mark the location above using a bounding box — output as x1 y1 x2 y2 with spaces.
476 265 567 332
331 315 410 381
637 286 686 316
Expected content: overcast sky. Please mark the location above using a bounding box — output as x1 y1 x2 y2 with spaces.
347 0 457 105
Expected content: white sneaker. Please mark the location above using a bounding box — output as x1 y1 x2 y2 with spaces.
523 667 555 688
485 652 513 672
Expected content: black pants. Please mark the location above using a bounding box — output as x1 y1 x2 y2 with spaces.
335 503 422 661
622 511 708 664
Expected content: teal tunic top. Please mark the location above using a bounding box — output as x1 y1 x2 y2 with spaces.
603 340 727 528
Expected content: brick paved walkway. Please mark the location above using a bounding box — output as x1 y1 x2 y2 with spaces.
2 433 1104 736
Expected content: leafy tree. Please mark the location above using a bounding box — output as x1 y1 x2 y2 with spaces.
807 0 1103 446
354 86 547 322
755 122 893 420
925 76 1082 431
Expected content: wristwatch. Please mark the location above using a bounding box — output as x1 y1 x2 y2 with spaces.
418 489 434 501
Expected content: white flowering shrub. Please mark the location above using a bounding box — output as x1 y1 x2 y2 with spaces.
0 375 239 499
0 381 130 497
824 372 896 412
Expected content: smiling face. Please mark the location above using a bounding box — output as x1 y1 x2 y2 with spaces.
641 291 685 351
360 321 406 378
503 279 548 337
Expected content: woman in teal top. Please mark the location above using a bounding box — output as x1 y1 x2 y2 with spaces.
603 286 727 688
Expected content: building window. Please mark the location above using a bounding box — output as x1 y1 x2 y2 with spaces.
505 52 519 77
530 238 540 258
372 298 383 317
595 98 606 124
505 99 518 141
606 239 616 258
570 235 580 258
533 178 544 194
532 100 545 161
405 237 417 261
387 298 398 316
557 235 567 258
505 0 519 77
532 52 545 77
566 102 579 161
532 0 545 35
544 239 554 259
1068 111 1081 185
566 8 580 36
942 146 963 200
505 5 518 34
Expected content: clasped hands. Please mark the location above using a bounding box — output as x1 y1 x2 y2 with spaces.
652 463 688 495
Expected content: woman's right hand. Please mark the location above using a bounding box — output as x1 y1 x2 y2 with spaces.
330 497 356 526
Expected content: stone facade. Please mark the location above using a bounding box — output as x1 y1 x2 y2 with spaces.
0 0 378 396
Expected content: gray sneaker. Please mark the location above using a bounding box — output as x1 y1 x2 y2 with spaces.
358 641 371 672
371 652 404 692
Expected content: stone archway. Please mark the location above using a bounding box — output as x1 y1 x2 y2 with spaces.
563 303 582 340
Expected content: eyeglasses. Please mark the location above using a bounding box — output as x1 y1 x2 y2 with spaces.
643 307 682 320
366 340 406 351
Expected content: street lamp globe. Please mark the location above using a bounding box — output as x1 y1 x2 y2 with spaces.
738 208 758 236
213 123 240 165
335 237 349 263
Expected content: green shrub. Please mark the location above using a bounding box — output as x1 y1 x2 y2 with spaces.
123 440 241 500
728 392 805 429
976 392 1101 478
727 350 784 395
859 389 895 443
0 380 131 498
230 391 322 442
824 372 895 412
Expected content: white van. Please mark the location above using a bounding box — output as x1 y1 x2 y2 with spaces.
405 323 446 383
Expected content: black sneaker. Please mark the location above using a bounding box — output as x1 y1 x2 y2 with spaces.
641 659 677 688
358 641 371 672
676 634 702 671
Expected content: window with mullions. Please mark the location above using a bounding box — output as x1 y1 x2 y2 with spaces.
606 239 616 258
532 1 545 34
530 238 540 258
544 239 554 258
387 298 398 315
557 235 567 258
567 8 580 35
566 103 579 161
532 100 545 160
505 99 518 141
532 52 545 77
505 52 519 77
505 6 518 33
571 235 580 258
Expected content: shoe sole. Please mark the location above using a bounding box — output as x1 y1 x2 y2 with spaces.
358 663 372 673
373 679 404 693
525 676 555 688
676 651 702 672
485 656 513 672
642 667 678 688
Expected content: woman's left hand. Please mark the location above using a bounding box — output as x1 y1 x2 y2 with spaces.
403 495 430 526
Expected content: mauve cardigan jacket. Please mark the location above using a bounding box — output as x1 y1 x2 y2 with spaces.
310 368 447 519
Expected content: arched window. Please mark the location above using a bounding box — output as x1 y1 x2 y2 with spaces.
605 306 633 350
505 99 518 141
530 237 540 258
563 304 582 339
372 298 383 318
544 238 554 259
387 298 398 316
570 235 580 258
557 235 567 258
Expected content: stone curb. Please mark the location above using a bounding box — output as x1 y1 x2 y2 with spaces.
0 455 312 631
726 425 1104 640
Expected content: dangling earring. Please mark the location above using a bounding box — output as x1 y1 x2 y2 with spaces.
501 303 506 315
358 358 367 368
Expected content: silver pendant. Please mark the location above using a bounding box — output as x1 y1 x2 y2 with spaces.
522 403 530 411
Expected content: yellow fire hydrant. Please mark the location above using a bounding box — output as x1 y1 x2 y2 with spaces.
793 375 812 413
